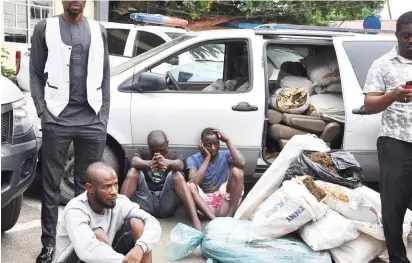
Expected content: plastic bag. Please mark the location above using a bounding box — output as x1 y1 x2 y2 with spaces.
299 209 360 251
280 76 315 95
203 218 332 263
316 181 380 223
235 134 330 220
250 180 328 240
168 218 332 263
168 223 204 261
285 150 363 189
272 87 310 114
330 233 386 263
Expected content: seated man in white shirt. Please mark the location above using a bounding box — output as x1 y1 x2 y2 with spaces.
52 162 161 263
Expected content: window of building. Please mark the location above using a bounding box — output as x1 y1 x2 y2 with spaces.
3 0 53 44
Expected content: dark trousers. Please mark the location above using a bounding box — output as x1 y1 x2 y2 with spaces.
378 136 412 263
41 122 106 247
64 220 136 263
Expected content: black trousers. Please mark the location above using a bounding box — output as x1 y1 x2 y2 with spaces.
41 122 106 247
64 220 136 263
378 136 412 263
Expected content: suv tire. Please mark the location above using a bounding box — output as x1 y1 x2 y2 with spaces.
1 195 23 233
60 144 119 205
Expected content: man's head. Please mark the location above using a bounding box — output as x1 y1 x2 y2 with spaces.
62 0 86 18
85 162 118 209
147 130 168 157
201 128 220 156
396 11 412 59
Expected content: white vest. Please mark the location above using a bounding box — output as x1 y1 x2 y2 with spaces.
44 16 104 116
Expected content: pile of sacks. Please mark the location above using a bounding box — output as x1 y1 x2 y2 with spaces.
270 48 345 123
249 175 412 262
168 135 412 263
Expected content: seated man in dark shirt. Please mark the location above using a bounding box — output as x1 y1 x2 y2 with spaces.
120 130 202 230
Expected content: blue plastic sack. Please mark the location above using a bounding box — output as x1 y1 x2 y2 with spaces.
168 218 332 263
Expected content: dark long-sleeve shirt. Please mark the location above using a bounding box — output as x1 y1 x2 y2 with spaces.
30 15 110 126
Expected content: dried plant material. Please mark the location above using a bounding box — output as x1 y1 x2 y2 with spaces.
276 87 308 111
305 104 320 117
300 176 327 202
309 152 338 174
316 182 350 203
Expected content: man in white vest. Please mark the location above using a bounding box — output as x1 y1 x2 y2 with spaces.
30 1 110 262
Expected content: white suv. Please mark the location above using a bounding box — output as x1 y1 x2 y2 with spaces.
39 25 399 203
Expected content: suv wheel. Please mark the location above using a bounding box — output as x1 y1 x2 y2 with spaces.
1 195 23 233
60 144 119 205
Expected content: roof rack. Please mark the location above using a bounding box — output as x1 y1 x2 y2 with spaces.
255 23 395 34
130 13 189 30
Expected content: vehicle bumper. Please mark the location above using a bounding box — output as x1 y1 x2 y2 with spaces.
1 138 37 208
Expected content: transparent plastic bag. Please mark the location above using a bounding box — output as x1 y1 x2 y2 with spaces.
168 223 204 262
169 218 332 263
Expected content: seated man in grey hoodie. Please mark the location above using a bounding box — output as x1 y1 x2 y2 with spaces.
52 162 161 263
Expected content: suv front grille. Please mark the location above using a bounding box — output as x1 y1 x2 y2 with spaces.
2 111 12 143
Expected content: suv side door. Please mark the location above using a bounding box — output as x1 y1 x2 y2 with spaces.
128 32 265 177
333 36 397 181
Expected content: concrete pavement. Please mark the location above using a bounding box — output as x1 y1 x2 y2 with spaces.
1 187 206 263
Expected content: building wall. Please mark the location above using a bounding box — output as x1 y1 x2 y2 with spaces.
1 0 95 70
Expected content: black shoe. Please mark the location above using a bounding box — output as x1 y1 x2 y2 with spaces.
36 247 54 263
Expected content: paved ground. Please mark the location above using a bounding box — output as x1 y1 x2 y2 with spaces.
1 186 206 263
2 182 409 263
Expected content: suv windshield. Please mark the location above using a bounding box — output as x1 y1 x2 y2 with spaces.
111 34 195 76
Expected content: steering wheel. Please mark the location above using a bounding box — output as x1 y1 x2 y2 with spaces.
166 71 180 90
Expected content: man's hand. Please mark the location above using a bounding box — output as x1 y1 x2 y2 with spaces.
200 142 211 159
94 228 110 245
211 128 229 143
151 153 168 172
391 86 412 103
152 153 168 171
39 113 44 121
123 245 144 263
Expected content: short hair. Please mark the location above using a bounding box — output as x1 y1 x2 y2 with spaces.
201 127 217 141
85 162 114 184
147 130 167 144
397 11 412 33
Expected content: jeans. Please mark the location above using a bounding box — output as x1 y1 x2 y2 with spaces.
132 171 180 218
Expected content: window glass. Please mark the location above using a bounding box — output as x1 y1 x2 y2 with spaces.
342 41 396 88
106 28 129 56
134 31 166 56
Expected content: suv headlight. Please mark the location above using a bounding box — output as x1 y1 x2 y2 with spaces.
12 98 32 136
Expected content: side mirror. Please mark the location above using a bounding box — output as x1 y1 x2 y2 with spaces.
166 56 179 66
136 72 167 92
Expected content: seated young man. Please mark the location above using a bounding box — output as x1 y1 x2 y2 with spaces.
187 128 246 218
52 162 161 263
120 130 202 230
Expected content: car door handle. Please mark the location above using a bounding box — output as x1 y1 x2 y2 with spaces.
232 102 258 112
352 105 371 115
